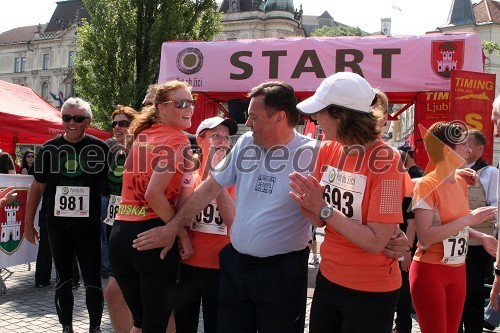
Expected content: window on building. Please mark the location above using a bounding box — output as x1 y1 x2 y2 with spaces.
41 82 49 100
42 54 50 70
68 51 75 67
14 57 27 73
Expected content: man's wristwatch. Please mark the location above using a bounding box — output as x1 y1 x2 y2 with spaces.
494 262 500 276
319 204 334 220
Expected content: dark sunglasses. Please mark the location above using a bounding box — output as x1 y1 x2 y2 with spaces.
111 120 131 128
161 99 196 109
62 114 89 123
26 155 34 158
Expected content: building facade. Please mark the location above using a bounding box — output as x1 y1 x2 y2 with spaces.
436 0 500 162
0 0 88 108
436 0 500 94
216 0 305 39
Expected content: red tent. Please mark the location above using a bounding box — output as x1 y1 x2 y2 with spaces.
0 80 110 153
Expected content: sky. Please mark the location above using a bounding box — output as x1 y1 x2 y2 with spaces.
0 0 476 36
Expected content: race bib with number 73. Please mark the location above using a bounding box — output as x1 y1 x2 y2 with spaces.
441 227 469 265
54 186 90 218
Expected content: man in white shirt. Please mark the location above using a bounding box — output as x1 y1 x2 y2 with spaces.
459 129 499 333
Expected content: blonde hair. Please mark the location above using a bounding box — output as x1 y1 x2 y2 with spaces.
130 80 192 137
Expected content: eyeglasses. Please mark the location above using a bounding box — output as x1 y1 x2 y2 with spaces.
161 99 196 109
26 155 34 158
62 114 89 123
111 120 131 128
209 133 231 142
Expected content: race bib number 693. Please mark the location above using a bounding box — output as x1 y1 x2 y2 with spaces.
320 166 367 223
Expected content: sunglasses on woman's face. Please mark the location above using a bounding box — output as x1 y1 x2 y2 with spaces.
111 120 131 128
62 114 89 123
161 99 196 109
26 155 34 158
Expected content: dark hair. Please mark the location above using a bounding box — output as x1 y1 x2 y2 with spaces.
325 89 386 145
130 80 192 137
111 105 138 122
467 129 486 147
248 81 300 127
21 149 34 171
425 121 466 163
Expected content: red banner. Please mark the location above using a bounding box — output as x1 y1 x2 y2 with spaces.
413 91 452 169
450 70 496 164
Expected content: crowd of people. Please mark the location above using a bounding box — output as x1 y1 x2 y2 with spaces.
1 73 499 333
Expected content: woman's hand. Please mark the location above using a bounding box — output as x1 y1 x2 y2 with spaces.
456 168 477 186
289 172 325 215
481 234 498 258
400 250 412 272
468 206 497 226
178 232 194 260
383 228 409 258
0 186 17 203
299 206 326 228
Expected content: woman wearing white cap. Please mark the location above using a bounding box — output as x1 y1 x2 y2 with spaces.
289 72 405 332
174 116 237 333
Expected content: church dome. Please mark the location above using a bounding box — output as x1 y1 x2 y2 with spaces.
264 0 295 13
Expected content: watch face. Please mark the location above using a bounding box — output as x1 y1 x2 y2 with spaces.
320 206 333 219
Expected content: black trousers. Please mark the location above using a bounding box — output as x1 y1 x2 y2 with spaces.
175 264 221 333
35 212 80 285
459 245 492 333
310 270 399 333
217 244 309 333
48 221 103 330
109 219 179 333
35 210 52 285
394 265 413 333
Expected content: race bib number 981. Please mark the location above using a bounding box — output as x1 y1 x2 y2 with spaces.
54 186 90 217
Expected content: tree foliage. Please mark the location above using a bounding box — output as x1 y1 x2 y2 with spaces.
482 40 500 57
312 25 366 37
75 0 222 128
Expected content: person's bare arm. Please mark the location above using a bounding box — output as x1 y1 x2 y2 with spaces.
24 180 46 244
133 177 223 259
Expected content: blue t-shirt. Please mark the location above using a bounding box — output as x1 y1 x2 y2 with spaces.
213 131 320 257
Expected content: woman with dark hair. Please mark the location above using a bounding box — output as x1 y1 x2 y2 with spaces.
410 121 497 333
20 150 35 174
108 80 195 333
289 72 406 332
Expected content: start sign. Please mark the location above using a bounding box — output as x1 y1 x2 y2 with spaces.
159 34 483 94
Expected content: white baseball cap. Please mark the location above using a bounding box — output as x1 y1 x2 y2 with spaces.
297 72 376 115
196 116 238 137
